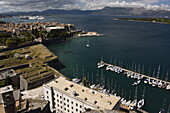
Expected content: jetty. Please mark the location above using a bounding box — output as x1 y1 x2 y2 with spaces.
97 60 170 90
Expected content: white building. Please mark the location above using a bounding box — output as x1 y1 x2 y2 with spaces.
0 85 17 113
43 77 120 113
46 26 65 32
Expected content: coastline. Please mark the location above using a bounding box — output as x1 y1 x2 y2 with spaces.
115 18 170 25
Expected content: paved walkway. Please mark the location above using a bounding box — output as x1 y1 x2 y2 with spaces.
21 86 44 100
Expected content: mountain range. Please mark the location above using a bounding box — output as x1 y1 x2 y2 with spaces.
1 7 170 17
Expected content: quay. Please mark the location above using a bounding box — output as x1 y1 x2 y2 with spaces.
97 61 170 90
137 108 148 113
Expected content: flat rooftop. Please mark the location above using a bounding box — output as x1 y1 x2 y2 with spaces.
0 85 13 94
0 69 16 80
45 77 120 110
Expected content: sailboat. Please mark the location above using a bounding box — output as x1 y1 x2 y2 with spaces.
86 40 90 48
72 65 81 83
132 80 141 86
137 87 145 108
159 99 166 113
167 104 170 113
152 65 161 87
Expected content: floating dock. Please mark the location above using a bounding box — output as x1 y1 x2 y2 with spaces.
97 61 170 90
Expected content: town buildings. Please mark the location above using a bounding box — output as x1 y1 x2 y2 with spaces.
43 77 120 113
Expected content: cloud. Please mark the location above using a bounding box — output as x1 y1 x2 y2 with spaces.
0 0 170 13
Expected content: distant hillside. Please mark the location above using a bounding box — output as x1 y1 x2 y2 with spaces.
1 7 170 17
92 7 170 17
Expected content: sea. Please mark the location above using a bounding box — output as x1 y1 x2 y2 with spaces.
3 14 170 113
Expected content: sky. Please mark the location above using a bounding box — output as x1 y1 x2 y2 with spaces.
0 0 170 13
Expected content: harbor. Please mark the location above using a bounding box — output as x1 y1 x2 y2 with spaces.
46 14 170 112
97 60 170 90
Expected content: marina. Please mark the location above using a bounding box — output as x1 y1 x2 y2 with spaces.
45 14 170 112
97 60 170 90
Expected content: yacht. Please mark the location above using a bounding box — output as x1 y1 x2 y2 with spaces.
19 16 30 19
152 79 158 87
166 84 170 90
137 87 145 109
137 99 144 108
144 78 149 84
97 61 105 68
149 79 153 85
122 99 127 105
86 40 90 48
125 100 131 107
132 80 141 86
158 81 163 88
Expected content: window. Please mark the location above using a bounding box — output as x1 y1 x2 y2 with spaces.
71 101 73 104
64 108 66 110
80 105 82 108
80 111 82 113
57 104 59 107
60 101 62 104
68 109 70 112
57 99 59 102
67 104 69 107
60 96 62 98
61 106 62 109
46 91 48 94
71 106 73 109
82 89 84 92
64 103 66 105
76 103 78 106
67 99 69 102
76 109 78 112
57 94 58 97
47 96 49 99
64 98 65 100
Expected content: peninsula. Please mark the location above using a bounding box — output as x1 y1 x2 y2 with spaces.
116 17 170 24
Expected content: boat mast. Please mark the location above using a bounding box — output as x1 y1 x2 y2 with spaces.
156 65 161 79
121 88 124 97
101 69 104 85
142 64 145 74
96 70 99 84
129 90 131 100
121 60 123 67
167 104 170 113
160 65 165 79
132 61 134 71
134 63 137 72
165 70 169 81
73 66 76 78
138 62 140 73
114 80 117 91
82 65 85 79
75 65 78 78
101 54 103 62
148 66 151 76
152 67 156 78
142 87 145 99
162 98 166 110
91 72 94 84
110 57 112 64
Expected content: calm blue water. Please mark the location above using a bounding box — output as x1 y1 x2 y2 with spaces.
4 14 170 112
